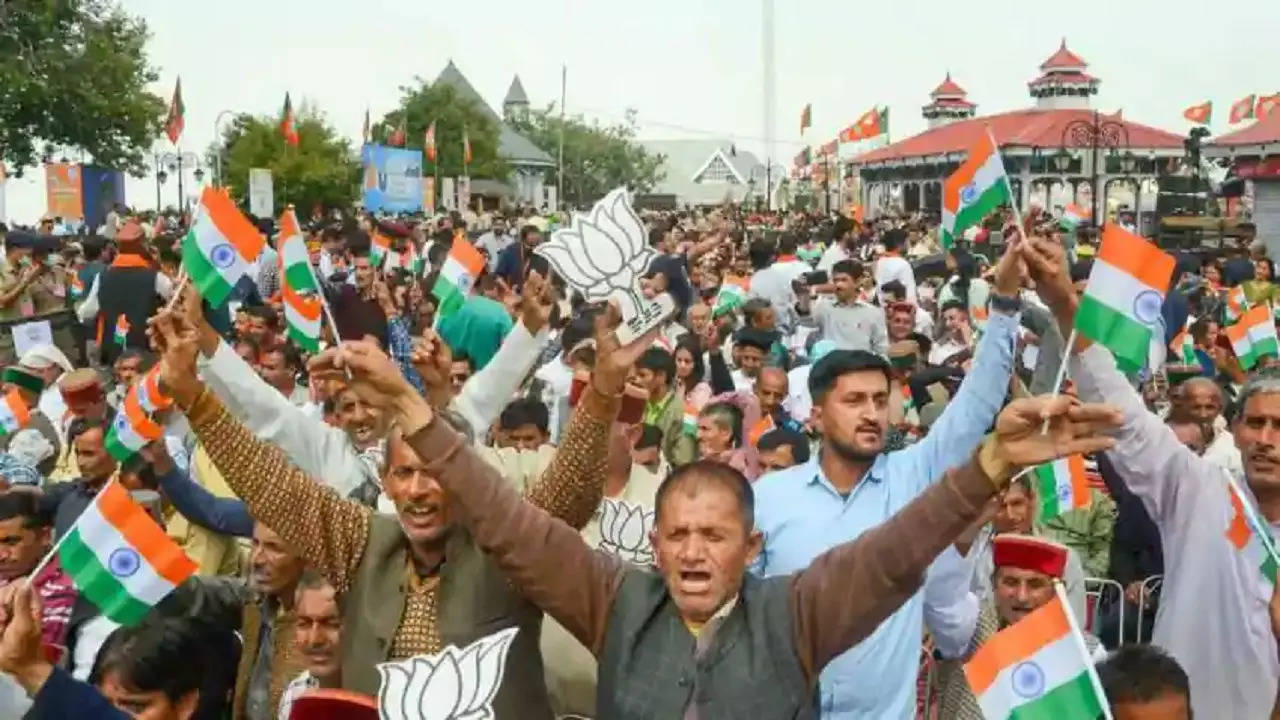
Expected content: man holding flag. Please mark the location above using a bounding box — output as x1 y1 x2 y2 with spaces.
1023 232 1280 718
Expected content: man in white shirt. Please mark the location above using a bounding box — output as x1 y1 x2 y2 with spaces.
873 228 917 305
817 215 857 274
476 217 514 272
748 236 807 334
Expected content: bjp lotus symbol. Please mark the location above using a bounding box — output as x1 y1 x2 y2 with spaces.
597 497 655 566
376 627 518 720
535 187 672 342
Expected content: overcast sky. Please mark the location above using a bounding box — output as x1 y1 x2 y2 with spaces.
5 0 1279 223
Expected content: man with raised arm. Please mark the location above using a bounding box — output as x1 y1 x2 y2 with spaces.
1023 235 1280 719
149 302 652 719
282 330 1118 718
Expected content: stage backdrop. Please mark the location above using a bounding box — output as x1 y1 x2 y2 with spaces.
361 144 422 213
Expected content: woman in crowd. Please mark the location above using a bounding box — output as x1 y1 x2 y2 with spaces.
673 335 712 413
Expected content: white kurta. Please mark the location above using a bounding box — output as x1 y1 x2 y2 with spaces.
1072 343 1280 720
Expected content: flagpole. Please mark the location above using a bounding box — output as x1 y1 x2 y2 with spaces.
165 266 189 311
986 125 1026 234
1226 475 1280 567
26 478 120 587
1053 580 1114 720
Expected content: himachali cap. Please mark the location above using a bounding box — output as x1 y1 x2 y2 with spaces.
992 534 1069 578
2 366 45 395
59 368 104 404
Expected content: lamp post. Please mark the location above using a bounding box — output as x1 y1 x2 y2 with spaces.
1058 110 1130 225
213 110 235 187
153 151 202 213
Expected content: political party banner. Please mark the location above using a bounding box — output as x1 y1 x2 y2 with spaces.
45 163 84 220
441 177 456 212
248 168 274 218
423 176 436 215
80 165 125 230
361 144 423 213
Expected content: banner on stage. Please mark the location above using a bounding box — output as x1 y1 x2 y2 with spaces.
45 163 84 220
361 144 423 213
248 168 273 218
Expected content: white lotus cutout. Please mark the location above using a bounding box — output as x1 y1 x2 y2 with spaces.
376 627 518 720
597 497 655 566
535 187 656 321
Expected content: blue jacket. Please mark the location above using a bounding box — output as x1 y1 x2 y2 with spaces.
30 666 128 719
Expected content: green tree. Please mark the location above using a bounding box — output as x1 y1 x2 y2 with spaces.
375 83 505 180
214 106 360 217
511 107 665 206
0 0 165 174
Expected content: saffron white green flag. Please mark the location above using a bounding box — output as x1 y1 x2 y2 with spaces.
712 276 750 317
181 187 265 307
1225 305 1279 370
432 237 485 318
1073 225 1175 372
1033 455 1091 519
277 209 323 352
941 132 1011 249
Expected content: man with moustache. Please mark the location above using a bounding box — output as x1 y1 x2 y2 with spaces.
277 571 346 720
150 302 656 719
749 241 1024 718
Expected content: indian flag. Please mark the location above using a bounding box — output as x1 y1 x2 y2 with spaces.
0 389 31 436
964 593 1108 720
1225 286 1249 323
104 386 164 462
1225 305 1278 370
113 314 129 348
57 481 197 625
1169 317 1197 365
1073 225 1175 373
1033 455 1091 519
181 187 265 307
1226 480 1279 587
713 276 750 317
431 236 485 318
402 243 424 275
941 132 1011 250
370 232 391 268
136 366 173 414
277 210 323 353
69 273 85 299
1060 204 1090 232
682 411 697 436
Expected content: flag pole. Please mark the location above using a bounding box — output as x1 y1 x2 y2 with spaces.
1226 475 1280 567
987 125 1026 235
165 266 189 311
1053 580 1114 720
26 478 120 587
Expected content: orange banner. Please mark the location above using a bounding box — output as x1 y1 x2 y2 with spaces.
45 163 83 220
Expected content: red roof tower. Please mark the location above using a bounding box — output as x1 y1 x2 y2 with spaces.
923 73 978 129
1028 39 1099 109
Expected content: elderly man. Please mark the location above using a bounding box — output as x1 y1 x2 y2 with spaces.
937 535 1104 718
1023 235 1280 718
291 326 1117 718
151 302 654 718
277 571 346 720
1175 377 1241 475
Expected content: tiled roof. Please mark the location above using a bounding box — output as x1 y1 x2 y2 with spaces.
925 98 977 109
1029 71 1098 87
1040 39 1087 70
1211 113 1280 147
853 108 1184 165
931 73 967 98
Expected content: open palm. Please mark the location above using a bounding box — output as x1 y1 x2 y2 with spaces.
994 395 1121 467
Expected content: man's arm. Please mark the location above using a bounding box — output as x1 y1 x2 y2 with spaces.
74 273 100 322
522 382 617 530
868 307 889 357
790 451 1001 680
197 336 368 497
155 467 253 539
406 393 628 657
922 547 981 659
900 308 1018 494
180 388 371 594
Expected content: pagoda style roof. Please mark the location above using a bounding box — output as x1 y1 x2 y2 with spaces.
1040 39 1088 71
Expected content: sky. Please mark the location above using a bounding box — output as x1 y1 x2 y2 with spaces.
5 0 1279 224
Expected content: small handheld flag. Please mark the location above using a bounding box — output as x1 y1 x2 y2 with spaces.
0 389 31 437
1059 204 1090 232
800 103 812 135
1032 455 1091 519
431 237 485 318
1224 305 1278 370
370 232 391 269
113 314 130 348
941 132 1011 250
1225 285 1249 323
1226 478 1280 587
278 209 323 353
181 187 266 308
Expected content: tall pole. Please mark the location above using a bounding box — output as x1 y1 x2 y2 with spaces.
762 0 776 212
558 64 566 210
1090 111 1100 226
153 154 161 211
177 153 186 214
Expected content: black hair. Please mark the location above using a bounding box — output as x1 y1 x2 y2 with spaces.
831 259 862 280
880 279 907 301
452 353 475 372
259 341 302 371
1070 260 1093 284
637 347 676 386
499 397 550 434
674 335 706 389
635 424 663 451
740 298 773 328
940 299 968 316
654 459 754 531
115 347 155 371
748 239 775 271
519 224 540 242
833 215 854 240
1097 645 1191 710
648 226 666 248
948 248 977 305
90 616 209 705
68 417 110 445
807 349 891 404
881 228 907 251
0 492 49 529
776 233 798 256
757 428 810 464
560 306 600 356
294 568 343 613
701 401 744 448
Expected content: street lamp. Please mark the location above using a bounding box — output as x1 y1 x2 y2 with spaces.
1059 110 1131 225
153 151 202 212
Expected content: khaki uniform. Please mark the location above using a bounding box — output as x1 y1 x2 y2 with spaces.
0 261 71 365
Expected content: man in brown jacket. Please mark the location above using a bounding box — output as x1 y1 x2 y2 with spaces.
292 335 1121 719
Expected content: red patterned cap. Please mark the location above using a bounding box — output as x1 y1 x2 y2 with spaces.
992 534 1068 578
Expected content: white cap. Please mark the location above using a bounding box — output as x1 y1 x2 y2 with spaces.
18 344 73 373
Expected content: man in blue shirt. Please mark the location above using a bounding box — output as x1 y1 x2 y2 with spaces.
751 243 1023 718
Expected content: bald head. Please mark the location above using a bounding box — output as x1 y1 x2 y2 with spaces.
1178 377 1224 425
755 367 788 416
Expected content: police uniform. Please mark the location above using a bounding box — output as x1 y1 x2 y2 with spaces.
0 233 72 365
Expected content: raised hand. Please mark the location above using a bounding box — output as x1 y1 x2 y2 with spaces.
520 269 555 334
993 394 1121 468
1021 236 1076 326
992 235 1028 297
592 302 665 396
410 330 454 408
308 339 418 414
0 583 50 695
148 309 204 406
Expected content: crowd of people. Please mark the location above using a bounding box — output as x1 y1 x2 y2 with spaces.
0 196 1273 720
